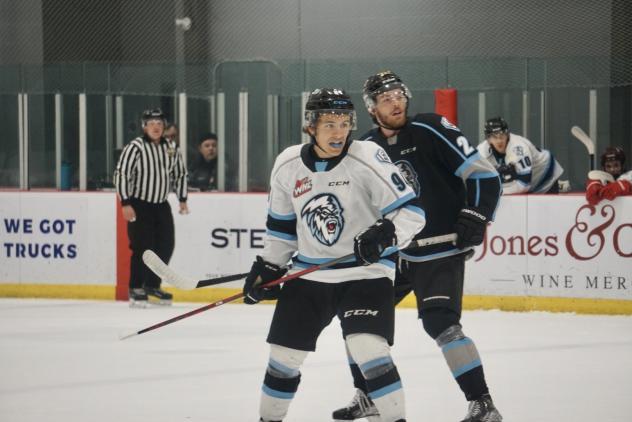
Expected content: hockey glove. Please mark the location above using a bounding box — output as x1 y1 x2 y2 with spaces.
497 163 517 183
243 256 287 305
353 219 397 265
454 207 488 249
585 180 604 205
601 180 632 201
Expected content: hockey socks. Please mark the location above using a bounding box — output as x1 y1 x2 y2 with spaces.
347 361 368 392
346 334 406 422
259 345 307 421
436 324 489 400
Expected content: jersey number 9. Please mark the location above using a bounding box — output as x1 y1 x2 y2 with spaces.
391 173 407 191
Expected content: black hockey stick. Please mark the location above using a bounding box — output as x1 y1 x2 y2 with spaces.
571 125 596 171
142 250 248 290
120 233 457 340
143 233 458 290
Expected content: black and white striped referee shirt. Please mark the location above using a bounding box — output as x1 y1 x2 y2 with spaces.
114 135 188 205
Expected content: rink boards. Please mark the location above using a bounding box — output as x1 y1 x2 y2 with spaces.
0 191 630 314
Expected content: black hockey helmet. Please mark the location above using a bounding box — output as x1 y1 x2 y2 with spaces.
141 108 166 128
601 146 626 168
304 88 356 130
362 70 412 110
484 117 509 136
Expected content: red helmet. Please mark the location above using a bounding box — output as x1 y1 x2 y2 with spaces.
600 147 626 168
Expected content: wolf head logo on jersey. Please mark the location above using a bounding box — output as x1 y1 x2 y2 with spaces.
395 160 421 197
300 193 345 246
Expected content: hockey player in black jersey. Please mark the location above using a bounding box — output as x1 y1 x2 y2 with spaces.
332 71 503 422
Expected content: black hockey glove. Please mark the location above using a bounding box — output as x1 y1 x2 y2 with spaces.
497 163 517 183
353 219 397 265
454 207 488 249
243 256 287 305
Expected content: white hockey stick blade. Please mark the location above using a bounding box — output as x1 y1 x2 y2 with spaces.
571 126 596 155
142 250 197 290
588 170 614 184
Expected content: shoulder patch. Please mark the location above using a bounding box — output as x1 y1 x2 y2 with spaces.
440 116 460 131
375 148 392 164
512 145 525 157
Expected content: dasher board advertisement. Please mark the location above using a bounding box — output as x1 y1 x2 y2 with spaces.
0 192 116 285
466 195 631 300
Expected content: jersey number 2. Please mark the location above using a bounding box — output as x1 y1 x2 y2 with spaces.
456 136 475 155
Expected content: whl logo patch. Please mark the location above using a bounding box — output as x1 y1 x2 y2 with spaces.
293 177 313 198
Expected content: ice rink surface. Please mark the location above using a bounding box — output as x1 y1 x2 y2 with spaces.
1 298 631 422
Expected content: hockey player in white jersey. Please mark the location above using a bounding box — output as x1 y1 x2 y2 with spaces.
242 88 426 422
478 116 563 194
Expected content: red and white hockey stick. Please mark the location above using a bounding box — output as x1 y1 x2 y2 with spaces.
571 125 596 171
120 233 457 340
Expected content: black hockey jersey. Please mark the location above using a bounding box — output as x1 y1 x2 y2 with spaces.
361 113 501 261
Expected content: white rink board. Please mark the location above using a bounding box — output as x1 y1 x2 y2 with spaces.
0 192 116 284
1 191 629 303
169 193 631 300
466 195 632 300
167 193 268 284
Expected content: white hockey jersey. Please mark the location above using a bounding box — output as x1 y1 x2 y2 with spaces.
261 140 426 283
478 133 563 194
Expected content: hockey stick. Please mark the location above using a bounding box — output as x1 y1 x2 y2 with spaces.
142 250 249 290
143 232 458 290
120 233 457 340
120 252 355 340
571 125 596 171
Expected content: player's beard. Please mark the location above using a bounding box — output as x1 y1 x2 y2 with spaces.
374 107 407 131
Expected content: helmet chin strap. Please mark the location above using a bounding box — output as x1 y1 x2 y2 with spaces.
311 137 329 156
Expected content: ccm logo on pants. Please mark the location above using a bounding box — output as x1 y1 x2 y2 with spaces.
344 309 379 318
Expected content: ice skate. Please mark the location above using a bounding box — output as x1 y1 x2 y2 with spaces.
332 389 380 421
128 288 148 308
146 287 173 306
461 394 502 422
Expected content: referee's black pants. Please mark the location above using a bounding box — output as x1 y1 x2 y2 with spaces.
127 199 175 289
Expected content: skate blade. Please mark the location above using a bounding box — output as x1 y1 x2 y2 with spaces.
147 297 172 306
333 413 380 422
129 300 148 308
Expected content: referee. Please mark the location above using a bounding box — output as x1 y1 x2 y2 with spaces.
114 108 189 307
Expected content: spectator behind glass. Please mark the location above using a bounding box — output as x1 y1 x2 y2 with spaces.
585 147 632 205
164 123 179 148
189 132 219 191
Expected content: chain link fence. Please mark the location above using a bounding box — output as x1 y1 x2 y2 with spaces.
0 0 630 191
